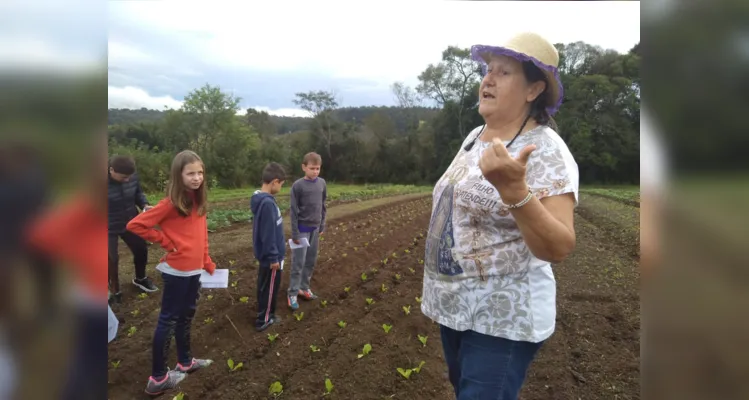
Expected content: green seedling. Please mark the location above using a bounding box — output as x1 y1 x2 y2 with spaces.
111 360 121 369
321 300 328 308
382 324 392 334
138 293 148 299
365 298 375 306
344 286 350 293
206 294 214 300
418 335 428 347
371 267 378 274
409 267 416 274
413 361 426 374
231 281 238 288
227 359 243 371
239 296 249 303
130 309 140 317
382 258 388 265
310 345 321 353
402 305 411 315
268 333 279 342
381 283 388 293
204 317 214 324
419 259 424 264
127 326 137 337
397 367 413 379
357 343 372 359
404 249 410 254
415 296 422 303
394 273 401 281
269 381 283 396
419 233 424 238
229 259 236 266
230 270 237 275
392 252 398 258
324 378 334 395
361 273 368 282
338 320 347 329
294 312 304 321
173 393 185 400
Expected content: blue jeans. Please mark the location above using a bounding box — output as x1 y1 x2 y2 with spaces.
152 273 201 378
440 325 543 400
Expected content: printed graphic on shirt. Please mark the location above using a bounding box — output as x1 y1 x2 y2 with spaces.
425 184 463 276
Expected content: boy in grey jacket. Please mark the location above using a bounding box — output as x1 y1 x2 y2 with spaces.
287 152 327 310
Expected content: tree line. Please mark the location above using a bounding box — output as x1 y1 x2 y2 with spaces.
108 40 640 193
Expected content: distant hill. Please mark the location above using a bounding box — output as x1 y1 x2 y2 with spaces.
108 106 439 134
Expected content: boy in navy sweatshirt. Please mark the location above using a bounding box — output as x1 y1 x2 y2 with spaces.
250 163 287 331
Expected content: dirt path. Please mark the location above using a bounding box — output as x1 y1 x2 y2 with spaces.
522 193 640 399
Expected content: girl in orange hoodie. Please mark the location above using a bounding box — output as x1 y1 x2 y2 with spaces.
127 150 216 396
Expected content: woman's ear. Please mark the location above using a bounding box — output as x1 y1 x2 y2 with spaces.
526 80 547 103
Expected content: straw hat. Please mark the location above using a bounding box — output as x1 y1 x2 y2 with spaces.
471 32 564 115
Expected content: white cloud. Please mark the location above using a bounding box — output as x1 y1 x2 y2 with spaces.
0 35 101 71
108 1 640 109
108 86 183 110
109 0 639 85
108 85 310 117
250 107 310 118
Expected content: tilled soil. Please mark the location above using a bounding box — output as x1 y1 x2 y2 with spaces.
107 193 640 400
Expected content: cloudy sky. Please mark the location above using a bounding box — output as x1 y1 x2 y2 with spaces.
108 1 640 117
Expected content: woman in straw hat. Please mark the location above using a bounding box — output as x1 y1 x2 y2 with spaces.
421 32 579 399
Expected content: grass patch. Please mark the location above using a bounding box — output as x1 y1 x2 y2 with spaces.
187 184 432 231
147 183 432 205
580 186 640 204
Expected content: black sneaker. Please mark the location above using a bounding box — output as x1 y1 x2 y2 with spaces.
255 315 281 332
133 277 158 293
108 292 123 305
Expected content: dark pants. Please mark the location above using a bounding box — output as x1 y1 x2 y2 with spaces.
26 247 55 311
440 325 543 400
256 266 282 327
61 308 108 400
108 231 148 293
152 273 201 378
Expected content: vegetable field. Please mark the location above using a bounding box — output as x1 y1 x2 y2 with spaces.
107 186 640 399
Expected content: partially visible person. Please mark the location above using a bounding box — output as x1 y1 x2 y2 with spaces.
639 105 667 275
250 162 287 332
127 150 215 396
25 131 109 400
0 142 56 320
287 152 327 310
108 154 157 304
421 32 579 400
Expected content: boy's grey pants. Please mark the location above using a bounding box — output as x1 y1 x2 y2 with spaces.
288 230 320 297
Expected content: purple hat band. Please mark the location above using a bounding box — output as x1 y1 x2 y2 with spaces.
471 45 564 116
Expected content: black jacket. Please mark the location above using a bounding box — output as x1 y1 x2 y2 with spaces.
108 172 149 234
250 191 285 267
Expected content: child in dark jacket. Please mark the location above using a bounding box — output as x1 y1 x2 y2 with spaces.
250 162 287 331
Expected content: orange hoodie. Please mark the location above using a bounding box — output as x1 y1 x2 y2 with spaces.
26 194 108 301
126 194 216 274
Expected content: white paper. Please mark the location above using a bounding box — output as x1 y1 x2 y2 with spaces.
280 260 285 271
200 268 229 288
288 237 310 249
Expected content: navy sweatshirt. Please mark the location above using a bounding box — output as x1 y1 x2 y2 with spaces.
250 190 285 267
